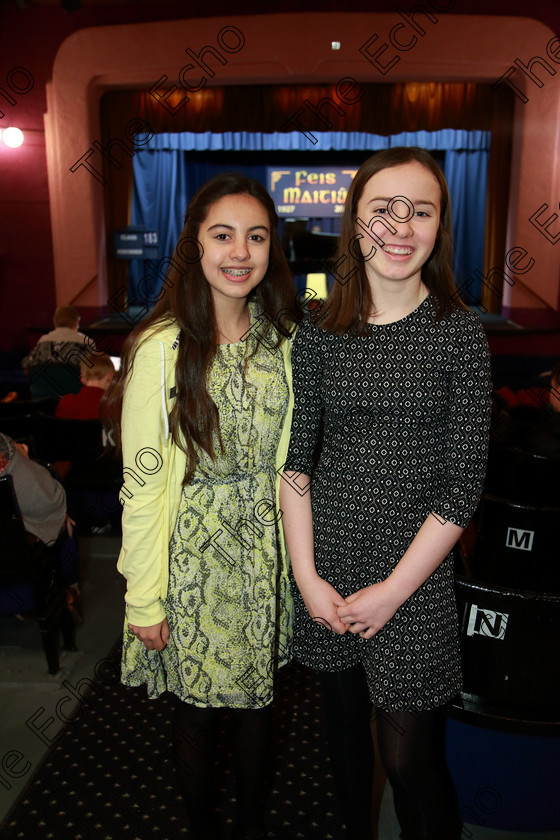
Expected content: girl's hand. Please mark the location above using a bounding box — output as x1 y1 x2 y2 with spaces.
297 574 349 635
128 618 170 651
336 581 402 639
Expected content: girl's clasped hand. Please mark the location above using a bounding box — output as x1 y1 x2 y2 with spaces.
336 581 402 639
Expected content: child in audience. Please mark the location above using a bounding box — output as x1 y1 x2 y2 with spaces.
56 354 115 419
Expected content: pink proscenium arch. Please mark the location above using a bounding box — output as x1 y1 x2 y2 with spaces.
44 13 560 322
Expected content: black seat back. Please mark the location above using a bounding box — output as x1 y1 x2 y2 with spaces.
29 363 82 399
0 397 58 418
32 414 103 463
472 493 560 593
456 577 560 716
0 414 37 446
485 445 559 505
32 414 121 485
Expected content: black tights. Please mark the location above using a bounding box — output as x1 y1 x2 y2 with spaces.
319 666 461 840
172 699 271 839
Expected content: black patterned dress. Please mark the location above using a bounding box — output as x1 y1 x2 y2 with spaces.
284 296 492 711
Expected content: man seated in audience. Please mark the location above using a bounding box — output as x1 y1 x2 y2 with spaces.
56 353 115 420
22 305 91 372
21 305 94 397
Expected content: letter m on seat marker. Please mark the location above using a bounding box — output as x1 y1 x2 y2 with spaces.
506 527 534 551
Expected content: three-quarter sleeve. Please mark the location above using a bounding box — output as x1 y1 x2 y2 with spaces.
283 317 324 475
433 312 492 528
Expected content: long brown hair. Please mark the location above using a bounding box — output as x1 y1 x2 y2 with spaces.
105 173 299 482
317 147 466 335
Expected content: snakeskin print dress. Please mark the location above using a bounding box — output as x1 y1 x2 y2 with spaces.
121 333 291 708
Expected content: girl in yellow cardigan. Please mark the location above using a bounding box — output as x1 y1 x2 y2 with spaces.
106 174 300 840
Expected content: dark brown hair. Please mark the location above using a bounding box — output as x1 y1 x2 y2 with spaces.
316 146 466 335
105 173 299 483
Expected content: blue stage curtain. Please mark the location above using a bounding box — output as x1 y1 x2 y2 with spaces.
129 129 489 302
129 149 188 298
134 129 489 153
444 147 489 301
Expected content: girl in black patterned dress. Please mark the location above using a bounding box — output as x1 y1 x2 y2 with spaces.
280 147 492 840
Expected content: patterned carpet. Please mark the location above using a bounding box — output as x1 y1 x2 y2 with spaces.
0 641 349 840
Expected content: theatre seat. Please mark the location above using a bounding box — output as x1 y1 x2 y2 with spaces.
32 414 105 466
32 414 120 480
471 493 560 594
28 363 82 399
0 396 58 418
485 445 559 505
31 414 122 534
0 414 37 448
455 576 559 719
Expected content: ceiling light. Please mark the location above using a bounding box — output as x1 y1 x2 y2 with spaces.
3 127 24 147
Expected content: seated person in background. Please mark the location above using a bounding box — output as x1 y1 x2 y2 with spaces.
22 305 92 372
56 354 115 420
0 432 82 619
0 432 66 544
21 305 95 396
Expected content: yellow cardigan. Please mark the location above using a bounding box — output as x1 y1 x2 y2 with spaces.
117 320 294 627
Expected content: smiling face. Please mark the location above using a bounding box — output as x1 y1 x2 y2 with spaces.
355 161 441 294
198 193 271 307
